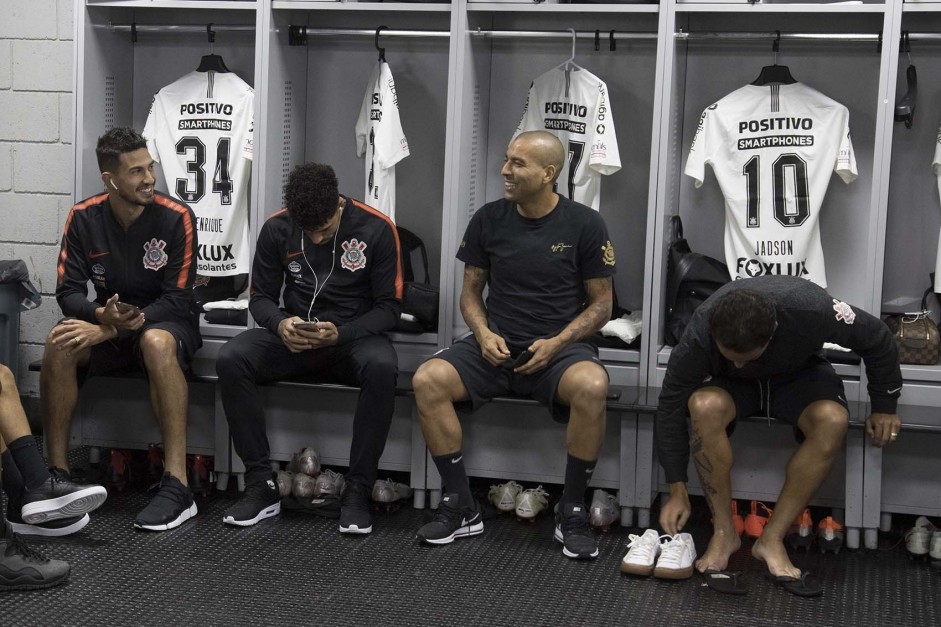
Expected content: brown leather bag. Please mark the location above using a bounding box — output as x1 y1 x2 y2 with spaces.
884 282 940 365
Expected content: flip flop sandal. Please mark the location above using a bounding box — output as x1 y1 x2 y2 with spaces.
765 570 823 598
701 569 747 595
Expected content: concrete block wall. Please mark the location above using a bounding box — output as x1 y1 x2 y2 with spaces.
0 0 75 396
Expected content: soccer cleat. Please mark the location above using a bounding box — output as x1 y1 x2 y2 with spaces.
0 522 70 591
222 477 281 527
488 480 523 513
187 454 214 497
931 531 941 561
620 529 665 576
589 489 619 531
339 480 373 535
816 516 845 554
372 478 412 512
553 502 599 560
295 446 321 477
20 468 107 525
653 533 697 579
417 494 483 545
744 501 773 538
134 472 197 531
105 449 132 491
313 469 345 498
515 485 550 522
904 516 937 557
292 472 317 499
276 471 294 498
786 508 815 551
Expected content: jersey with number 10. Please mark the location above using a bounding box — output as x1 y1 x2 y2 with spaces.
144 70 254 277
685 82 857 288
514 66 620 210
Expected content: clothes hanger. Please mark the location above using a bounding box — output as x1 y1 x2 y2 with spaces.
751 31 796 86
555 28 582 73
196 23 230 73
895 31 917 130
375 25 387 63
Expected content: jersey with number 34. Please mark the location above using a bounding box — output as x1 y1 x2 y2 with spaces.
685 82 856 288
144 71 254 277
514 66 620 210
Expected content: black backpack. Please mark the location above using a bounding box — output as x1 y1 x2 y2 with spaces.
396 226 439 333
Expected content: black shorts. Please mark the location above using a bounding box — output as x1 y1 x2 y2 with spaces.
433 334 607 423
696 357 848 433
86 318 201 378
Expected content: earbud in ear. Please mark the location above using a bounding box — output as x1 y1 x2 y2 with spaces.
109 179 118 190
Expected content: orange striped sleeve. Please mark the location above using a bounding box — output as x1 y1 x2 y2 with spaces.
266 208 289 221
154 196 196 289
57 194 108 285
351 200 404 300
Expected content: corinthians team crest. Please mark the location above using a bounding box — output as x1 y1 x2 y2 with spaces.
341 238 368 272
143 238 169 271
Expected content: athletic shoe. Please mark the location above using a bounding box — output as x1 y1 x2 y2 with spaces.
620 529 665 576
416 493 483 545
488 480 523 513
222 477 281 527
187 454 214 496
339 480 373 534
0 522 70 591
589 489 619 531
134 472 197 531
314 469 345 498
515 485 550 521
292 472 317 499
295 446 321 477
653 533 697 579
20 468 107 524
905 516 937 556
786 508 814 551
553 502 599 559
744 501 773 538
372 478 412 503
816 516 845 554
930 531 941 561
276 471 294 498
7 499 90 538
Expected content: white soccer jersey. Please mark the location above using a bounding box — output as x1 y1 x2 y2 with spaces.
514 66 621 210
685 82 857 287
931 124 941 292
144 70 254 277
355 61 409 221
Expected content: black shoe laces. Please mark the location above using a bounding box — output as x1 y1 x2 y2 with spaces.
7 532 50 564
561 508 591 537
340 482 370 510
432 498 465 526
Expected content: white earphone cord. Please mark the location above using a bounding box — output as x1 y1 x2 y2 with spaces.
301 208 342 323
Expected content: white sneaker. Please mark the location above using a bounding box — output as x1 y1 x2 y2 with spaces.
905 516 937 556
930 531 941 561
589 489 619 531
488 480 523 512
620 529 666 576
313 469 345 498
515 485 550 520
653 532 697 579
372 478 412 503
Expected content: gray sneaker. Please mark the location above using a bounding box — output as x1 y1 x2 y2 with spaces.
0 522 70 590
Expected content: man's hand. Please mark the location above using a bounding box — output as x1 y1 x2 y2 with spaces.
278 316 338 353
513 337 564 375
309 321 339 348
96 294 145 331
477 330 511 367
50 318 116 356
866 412 902 448
659 483 691 535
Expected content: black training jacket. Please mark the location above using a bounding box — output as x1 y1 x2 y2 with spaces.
657 275 903 484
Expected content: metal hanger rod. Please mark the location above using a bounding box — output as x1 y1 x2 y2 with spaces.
291 27 449 38
108 23 255 34
676 31 878 43
472 29 656 41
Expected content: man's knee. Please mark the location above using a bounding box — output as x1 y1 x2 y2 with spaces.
561 363 607 410
689 388 735 434
356 343 397 386
217 340 251 381
139 329 180 369
801 402 849 453
412 359 456 402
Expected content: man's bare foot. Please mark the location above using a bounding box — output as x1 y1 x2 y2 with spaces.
694 527 742 573
752 535 801 579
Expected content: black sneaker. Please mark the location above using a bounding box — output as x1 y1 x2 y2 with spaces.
553 502 599 559
134 472 197 531
222 477 281 527
0 522 70 591
339 479 373 535
20 467 107 524
416 493 483 545
7 500 90 538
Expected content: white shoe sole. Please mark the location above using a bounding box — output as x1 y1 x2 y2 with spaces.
134 502 197 531
9 514 91 537
222 502 281 527
419 520 484 545
21 486 108 524
339 523 373 534
553 526 600 559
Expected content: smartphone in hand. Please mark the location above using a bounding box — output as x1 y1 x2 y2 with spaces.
116 302 141 317
503 349 533 370
292 320 320 331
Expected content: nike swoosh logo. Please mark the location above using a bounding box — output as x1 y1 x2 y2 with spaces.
451 456 463 464
286 251 304 259
887 387 902 394
89 252 109 259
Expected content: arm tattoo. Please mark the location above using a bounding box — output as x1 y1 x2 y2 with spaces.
460 265 490 337
563 277 613 344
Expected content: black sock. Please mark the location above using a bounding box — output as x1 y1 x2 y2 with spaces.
432 451 474 509
1 449 25 505
7 436 50 491
561 453 596 507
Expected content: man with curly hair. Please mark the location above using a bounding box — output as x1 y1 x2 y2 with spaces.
216 163 403 534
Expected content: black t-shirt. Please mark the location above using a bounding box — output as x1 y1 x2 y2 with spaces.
457 196 616 348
